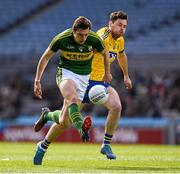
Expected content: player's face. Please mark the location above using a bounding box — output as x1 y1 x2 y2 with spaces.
73 28 90 44
109 19 127 39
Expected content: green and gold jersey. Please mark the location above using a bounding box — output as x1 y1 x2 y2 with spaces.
50 28 104 75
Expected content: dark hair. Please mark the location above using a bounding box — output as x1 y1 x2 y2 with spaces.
72 16 92 30
110 11 128 23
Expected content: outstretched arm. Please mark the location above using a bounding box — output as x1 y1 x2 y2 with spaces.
34 47 55 99
118 52 132 89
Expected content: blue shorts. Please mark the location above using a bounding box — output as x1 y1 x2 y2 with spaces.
82 80 110 104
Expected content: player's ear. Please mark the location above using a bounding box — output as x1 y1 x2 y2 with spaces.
72 28 76 34
109 21 113 28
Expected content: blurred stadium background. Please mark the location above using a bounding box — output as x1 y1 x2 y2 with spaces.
0 0 180 145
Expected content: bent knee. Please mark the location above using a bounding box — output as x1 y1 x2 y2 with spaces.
59 120 71 129
110 102 122 113
68 95 79 104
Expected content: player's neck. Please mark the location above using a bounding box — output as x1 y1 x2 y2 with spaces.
109 30 117 40
111 32 118 40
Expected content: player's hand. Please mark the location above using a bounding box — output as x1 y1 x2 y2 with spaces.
103 73 112 83
124 76 132 90
34 80 42 99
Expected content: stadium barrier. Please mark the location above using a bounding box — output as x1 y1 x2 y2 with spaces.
0 116 178 144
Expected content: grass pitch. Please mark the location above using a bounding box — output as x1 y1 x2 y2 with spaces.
0 142 179 173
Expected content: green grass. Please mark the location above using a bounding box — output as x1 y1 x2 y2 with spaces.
0 142 179 173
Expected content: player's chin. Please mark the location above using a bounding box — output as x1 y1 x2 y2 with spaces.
118 33 123 37
114 33 123 39
78 40 85 44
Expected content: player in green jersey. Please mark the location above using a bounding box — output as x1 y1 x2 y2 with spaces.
33 16 112 165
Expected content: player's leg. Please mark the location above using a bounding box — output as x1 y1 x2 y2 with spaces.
33 104 71 165
59 70 92 142
35 97 82 152
33 122 68 165
34 108 61 132
80 82 93 132
42 89 92 146
56 67 92 140
59 79 84 134
42 85 92 144
36 102 71 146
34 96 73 131
101 86 122 160
37 121 70 153
34 103 91 157
104 87 121 134
34 69 91 165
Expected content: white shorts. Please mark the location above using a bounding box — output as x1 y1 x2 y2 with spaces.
56 67 90 101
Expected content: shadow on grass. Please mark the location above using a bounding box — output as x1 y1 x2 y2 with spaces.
98 166 180 171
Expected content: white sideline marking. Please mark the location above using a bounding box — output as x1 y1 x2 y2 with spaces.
1 158 9 161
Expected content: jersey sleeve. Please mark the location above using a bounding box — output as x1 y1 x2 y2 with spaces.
49 35 62 52
90 32 105 53
95 37 105 52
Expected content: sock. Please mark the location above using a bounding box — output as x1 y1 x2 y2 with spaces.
68 103 83 134
103 133 113 145
44 110 61 124
40 139 51 150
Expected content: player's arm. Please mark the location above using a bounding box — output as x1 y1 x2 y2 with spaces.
35 47 54 82
34 33 62 99
118 52 132 89
34 47 55 99
100 48 112 83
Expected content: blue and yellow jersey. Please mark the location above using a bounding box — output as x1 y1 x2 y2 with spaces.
90 27 125 81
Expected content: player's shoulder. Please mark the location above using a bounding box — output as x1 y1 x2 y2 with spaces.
97 27 110 40
97 27 109 34
54 28 72 40
88 30 102 41
89 30 100 37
